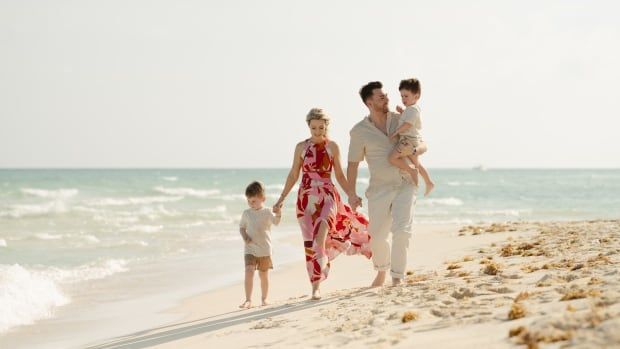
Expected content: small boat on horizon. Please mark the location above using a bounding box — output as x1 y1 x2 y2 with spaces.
472 165 487 171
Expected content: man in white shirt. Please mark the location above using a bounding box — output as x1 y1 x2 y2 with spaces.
347 81 427 286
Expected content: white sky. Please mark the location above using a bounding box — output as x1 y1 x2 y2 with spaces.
1 0 619 168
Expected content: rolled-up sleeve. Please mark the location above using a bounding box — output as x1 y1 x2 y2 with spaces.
348 127 365 162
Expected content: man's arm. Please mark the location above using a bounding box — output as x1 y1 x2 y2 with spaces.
347 125 365 211
347 161 362 210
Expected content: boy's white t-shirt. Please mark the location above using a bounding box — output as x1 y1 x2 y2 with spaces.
398 104 422 140
239 207 279 257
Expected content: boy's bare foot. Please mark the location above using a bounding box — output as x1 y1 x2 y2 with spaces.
261 299 270 306
238 300 251 309
424 182 435 197
370 271 386 287
311 289 321 300
392 277 402 286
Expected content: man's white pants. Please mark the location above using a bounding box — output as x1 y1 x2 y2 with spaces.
366 182 417 279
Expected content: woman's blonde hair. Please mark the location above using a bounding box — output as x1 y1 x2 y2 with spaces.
306 108 330 127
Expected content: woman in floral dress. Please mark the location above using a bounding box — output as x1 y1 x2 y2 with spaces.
273 108 372 300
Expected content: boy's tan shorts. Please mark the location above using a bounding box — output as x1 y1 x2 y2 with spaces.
397 136 420 156
244 254 273 272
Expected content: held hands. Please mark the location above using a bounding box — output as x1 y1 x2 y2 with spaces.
272 197 284 214
389 132 399 141
348 194 363 211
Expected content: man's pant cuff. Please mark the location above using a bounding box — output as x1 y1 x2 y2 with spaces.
374 264 390 272
390 270 405 279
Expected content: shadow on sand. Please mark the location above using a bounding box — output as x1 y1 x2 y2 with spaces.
84 293 354 349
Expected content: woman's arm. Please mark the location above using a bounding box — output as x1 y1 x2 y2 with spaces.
273 142 303 211
329 142 349 192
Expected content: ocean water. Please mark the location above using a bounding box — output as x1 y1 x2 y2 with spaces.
0 168 619 345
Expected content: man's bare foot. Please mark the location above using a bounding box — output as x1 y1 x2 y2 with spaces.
392 277 402 286
261 299 270 306
238 300 251 309
424 182 435 197
311 289 321 300
370 271 386 287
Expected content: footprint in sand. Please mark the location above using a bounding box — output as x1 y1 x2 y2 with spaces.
451 287 477 299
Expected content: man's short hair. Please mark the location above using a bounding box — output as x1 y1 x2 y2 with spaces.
359 81 383 105
398 78 421 95
245 181 265 198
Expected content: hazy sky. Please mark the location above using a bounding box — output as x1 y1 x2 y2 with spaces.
1 0 619 168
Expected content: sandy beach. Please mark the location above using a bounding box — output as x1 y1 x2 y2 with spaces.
83 220 620 349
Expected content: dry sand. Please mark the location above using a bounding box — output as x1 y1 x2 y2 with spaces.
86 220 620 349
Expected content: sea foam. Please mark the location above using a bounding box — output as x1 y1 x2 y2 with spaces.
0 264 70 333
153 186 220 198
0 201 68 218
20 188 79 199
423 197 464 206
87 196 183 207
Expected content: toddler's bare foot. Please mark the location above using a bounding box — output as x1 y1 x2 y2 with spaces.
311 289 321 300
392 277 402 286
424 182 435 197
238 300 251 309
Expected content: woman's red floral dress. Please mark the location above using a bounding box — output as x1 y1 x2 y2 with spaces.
296 139 372 283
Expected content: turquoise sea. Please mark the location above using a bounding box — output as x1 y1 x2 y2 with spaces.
0 168 619 347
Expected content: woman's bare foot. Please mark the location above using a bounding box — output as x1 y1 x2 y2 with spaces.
238 300 251 309
370 271 386 287
424 181 435 197
261 299 270 306
311 289 321 300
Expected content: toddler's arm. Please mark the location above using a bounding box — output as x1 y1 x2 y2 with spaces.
390 122 413 139
239 227 251 243
272 214 281 226
271 208 282 226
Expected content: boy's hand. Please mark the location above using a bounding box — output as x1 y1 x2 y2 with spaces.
396 105 404 113
241 233 252 243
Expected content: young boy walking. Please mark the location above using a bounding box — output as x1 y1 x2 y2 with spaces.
238 181 281 308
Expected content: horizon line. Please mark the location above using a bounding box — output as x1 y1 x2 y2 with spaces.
1 167 619 170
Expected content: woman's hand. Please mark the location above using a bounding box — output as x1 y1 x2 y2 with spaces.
272 198 284 213
348 195 362 211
